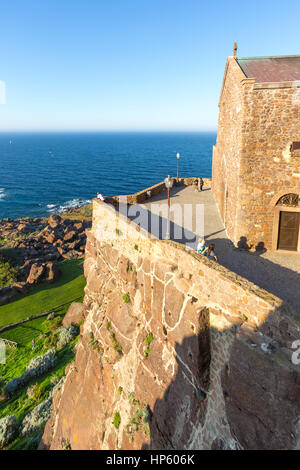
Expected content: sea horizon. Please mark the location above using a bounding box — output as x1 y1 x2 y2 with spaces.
0 131 216 220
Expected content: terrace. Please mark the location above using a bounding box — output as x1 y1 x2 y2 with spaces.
121 183 300 310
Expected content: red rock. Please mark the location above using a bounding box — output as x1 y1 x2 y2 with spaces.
44 262 61 283
62 302 86 327
63 231 76 242
48 214 62 228
26 263 45 284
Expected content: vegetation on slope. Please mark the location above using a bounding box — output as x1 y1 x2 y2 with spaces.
0 257 20 289
0 259 86 449
0 259 85 345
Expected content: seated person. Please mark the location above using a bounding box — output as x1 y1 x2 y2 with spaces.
197 238 206 254
203 243 218 262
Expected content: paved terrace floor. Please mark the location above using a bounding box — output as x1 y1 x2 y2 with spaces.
125 185 300 310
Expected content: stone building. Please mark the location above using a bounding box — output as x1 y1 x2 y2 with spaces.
212 47 300 252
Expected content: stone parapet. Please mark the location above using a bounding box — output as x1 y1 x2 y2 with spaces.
106 178 211 205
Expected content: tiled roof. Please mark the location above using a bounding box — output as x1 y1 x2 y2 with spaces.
236 56 300 83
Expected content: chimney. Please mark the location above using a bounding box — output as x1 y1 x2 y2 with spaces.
233 42 238 58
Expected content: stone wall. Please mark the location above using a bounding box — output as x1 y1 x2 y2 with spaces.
212 57 246 241
40 200 300 450
107 178 211 205
213 57 300 249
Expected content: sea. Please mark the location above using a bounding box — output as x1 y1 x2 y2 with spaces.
0 132 216 220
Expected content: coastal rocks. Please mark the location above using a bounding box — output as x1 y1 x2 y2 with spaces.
26 263 45 285
0 212 91 302
26 262 61 285
48 214 62 228
17 223 29 233
44 262 61 283
0 214 91 270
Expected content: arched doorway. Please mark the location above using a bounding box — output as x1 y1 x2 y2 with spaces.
273 193 300 252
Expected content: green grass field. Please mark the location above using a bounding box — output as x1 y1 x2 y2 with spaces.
0 258 86 449
0 259 86 346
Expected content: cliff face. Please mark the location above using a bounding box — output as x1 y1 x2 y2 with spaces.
40 201 300 450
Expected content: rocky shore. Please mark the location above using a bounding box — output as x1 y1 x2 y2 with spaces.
0 209 92 306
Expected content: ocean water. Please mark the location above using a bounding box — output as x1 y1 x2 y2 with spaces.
0 132 216 220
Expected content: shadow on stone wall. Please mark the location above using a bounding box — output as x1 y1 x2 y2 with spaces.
141 306 300 450
116 200 300 309
141 311 211 450
208 236 300 310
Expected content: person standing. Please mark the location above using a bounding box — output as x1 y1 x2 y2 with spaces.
97 192 106 202
199 178 204 191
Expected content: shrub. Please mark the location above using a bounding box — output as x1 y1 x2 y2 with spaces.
43 333 58 350
144 347 150 358
109 332 123 354
44 316 62 333
4 349 56 397
144 333 154 358
32 383 47 402
0 257 19 289
145 333 153 346
21 397 53 436
56 324 79 350
127 405 151 437
0 415 19 449
25 348 56 379
3 376 25 397
122 294 130 304
50 375 60 386
27 383 37 399
113 412 121 429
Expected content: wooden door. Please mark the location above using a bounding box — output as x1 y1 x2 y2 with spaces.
277 211 300 251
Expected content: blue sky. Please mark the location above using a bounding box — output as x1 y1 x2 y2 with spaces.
0 0 300 131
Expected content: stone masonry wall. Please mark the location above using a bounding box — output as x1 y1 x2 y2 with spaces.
213 57 300 249
40 200 300 450
237 82 300 248
212 57 246 241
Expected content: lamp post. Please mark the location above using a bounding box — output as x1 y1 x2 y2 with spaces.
164 175 174 240
176 153 180 180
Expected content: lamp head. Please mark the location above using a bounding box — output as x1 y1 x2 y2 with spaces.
176 153 180 160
